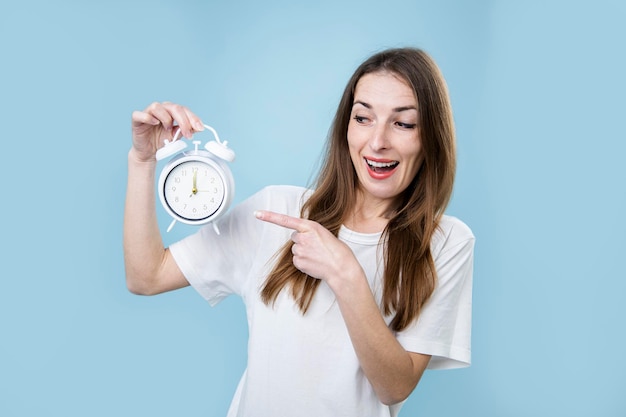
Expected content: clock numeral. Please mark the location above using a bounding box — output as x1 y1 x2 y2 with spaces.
174 177 181 184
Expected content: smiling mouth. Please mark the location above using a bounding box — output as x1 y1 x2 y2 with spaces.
365 158 399 173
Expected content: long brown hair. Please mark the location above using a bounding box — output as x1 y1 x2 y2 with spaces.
260 47 456 332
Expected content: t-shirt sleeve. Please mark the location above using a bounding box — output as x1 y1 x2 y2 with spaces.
395 217 475 370
168 188 271 306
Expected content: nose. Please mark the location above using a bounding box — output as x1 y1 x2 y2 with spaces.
369 123 390 152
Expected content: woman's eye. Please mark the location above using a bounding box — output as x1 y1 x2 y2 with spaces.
353 115 369 124
396 121 417 129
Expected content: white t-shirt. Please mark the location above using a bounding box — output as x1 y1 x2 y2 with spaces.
169 185 475 417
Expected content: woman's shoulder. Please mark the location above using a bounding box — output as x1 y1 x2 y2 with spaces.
248 185 313 213
432 215 475 255
438 214 474 238
256 184 310 196
253 185 312 201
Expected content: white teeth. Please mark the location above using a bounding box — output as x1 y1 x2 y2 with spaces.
366 159 398 168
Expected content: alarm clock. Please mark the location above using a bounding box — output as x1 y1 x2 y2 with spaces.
156 124 235 234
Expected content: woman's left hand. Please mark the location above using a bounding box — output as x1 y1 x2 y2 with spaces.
256 209 429 404
254 210 362 286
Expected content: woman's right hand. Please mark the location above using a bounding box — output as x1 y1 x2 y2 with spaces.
131 102 205 162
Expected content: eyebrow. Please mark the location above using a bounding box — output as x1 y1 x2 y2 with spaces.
353 100 417 113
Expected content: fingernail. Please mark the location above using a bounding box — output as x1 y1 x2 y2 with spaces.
254 211 261 219
194 121 204 131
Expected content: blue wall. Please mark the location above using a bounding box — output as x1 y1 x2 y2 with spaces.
1 1 624 416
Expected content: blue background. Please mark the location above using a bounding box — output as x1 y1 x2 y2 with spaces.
1 1 625 416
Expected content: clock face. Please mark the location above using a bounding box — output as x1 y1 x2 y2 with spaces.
162 160 225 221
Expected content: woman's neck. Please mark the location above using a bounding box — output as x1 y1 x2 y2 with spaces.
343 193 395 234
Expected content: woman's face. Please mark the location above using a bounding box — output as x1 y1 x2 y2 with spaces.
347 71 422 210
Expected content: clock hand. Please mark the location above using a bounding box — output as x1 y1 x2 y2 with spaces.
191 168 198 196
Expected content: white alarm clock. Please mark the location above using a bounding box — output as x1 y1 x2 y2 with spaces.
156 124 235 234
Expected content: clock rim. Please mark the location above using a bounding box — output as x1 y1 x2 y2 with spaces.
157 152 234 226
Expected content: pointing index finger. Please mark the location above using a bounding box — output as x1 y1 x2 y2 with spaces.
255 210 309 232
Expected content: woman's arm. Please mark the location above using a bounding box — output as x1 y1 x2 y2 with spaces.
123 102 203 295
254 210 430 405
329 269 431 404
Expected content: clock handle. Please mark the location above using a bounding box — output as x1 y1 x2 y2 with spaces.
202 124 222 144
169 123 226 146
170 123 221 144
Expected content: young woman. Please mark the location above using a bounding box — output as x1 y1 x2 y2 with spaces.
124 47 474 417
